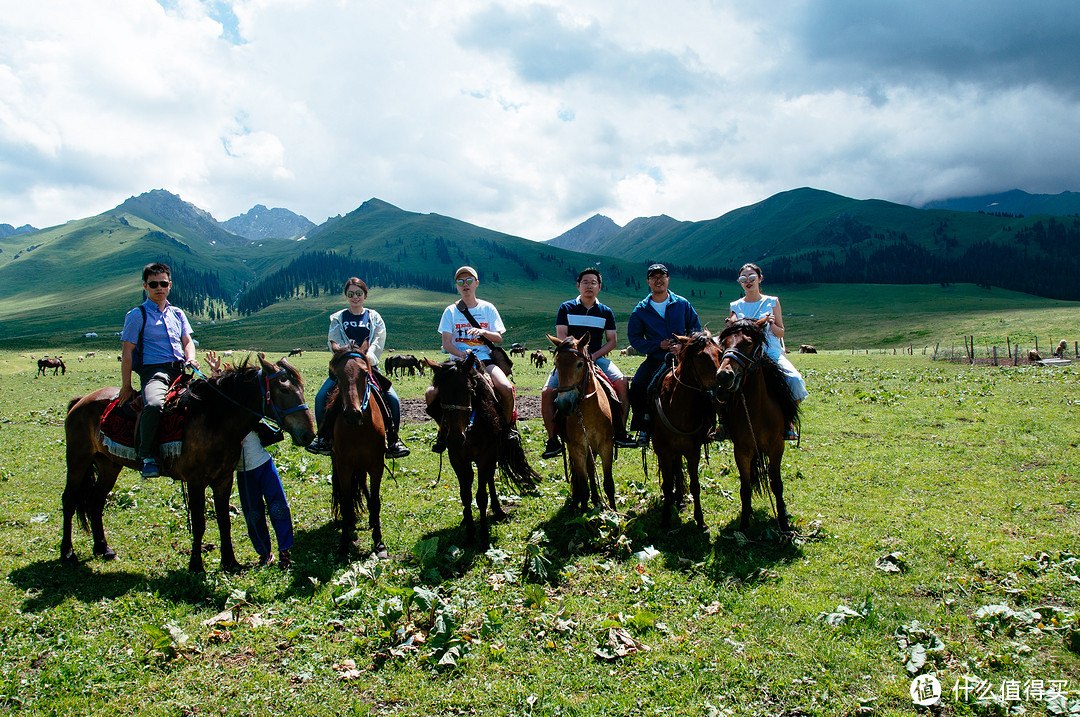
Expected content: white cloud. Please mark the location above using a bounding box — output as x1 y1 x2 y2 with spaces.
1 0 1078 239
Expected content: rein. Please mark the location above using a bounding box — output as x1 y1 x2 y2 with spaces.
190 364 308 430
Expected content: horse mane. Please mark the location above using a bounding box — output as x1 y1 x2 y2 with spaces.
186 357 263 412
719 320 800 427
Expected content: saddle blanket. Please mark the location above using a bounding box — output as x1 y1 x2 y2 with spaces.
99 396 185 462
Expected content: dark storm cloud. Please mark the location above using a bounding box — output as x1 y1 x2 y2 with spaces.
746 0 1080 95
457 4 712 97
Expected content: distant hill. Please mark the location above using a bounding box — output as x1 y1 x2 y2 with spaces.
547 187 1080 300
0 223 37 238
922 189 1080 217
222 204 316 240
547 214 621 253
112 189 244 247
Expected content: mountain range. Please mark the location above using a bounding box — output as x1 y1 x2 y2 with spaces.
1 186 1079 345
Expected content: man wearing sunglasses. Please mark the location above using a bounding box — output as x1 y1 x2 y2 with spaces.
119 262 198 478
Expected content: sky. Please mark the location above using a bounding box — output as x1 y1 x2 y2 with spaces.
2 0 1079 240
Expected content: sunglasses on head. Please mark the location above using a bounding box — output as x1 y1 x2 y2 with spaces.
146 280 171 289
737 274 759 283
456 277 476 286
346 290 365 298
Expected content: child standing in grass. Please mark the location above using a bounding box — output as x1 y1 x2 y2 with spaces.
726 262 808 440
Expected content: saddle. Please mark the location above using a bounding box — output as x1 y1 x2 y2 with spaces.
99 374 190 460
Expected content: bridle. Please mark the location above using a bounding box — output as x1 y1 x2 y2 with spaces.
718 337 765 394
552 344 597 414
330 351 374 414
260 366 310 425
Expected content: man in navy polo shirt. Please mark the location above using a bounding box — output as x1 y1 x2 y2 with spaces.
540 267 635 458
119 262 198 478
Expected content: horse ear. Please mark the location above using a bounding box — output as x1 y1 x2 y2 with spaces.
673 334 689 347
358 340 370 355
753 316 769 329
257 351 273 371
462 351 478 372
330 341 345 353
576 334 590 353
546 333 561 348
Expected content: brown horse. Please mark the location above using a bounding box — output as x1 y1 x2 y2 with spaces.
649 330 725 531
530 350 547 368
429 353 541 545
548 334 616 511
716 318 800 535
61 354 315 571
327 341 388 560
38 357 66 375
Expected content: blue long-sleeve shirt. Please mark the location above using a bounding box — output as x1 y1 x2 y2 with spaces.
627 292 701 359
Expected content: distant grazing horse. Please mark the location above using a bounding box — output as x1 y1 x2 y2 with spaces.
327 341 389 559
38 357 66 376
650 331 725 531
61 354 315 571
530 350 547 369
288 348 303 357
549 334 616 510
385 354 422 377
509 343 527 356
716 318 800 535
799 344 817 354
429 354 541 545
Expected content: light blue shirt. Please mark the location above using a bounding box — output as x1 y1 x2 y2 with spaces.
121 299 192 365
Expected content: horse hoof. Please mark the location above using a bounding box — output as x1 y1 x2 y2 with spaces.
61 551 80 566
373 544 390 560
491 510 509 523
94 545 117 561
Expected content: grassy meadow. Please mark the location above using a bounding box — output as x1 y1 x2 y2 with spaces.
1 342 1080 716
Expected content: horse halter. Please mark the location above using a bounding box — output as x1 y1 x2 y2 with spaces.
719 339 765 394
552 345 595 411
260 366 310 425
331 351 374 413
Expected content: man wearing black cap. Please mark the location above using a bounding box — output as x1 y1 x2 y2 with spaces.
626 263 701 447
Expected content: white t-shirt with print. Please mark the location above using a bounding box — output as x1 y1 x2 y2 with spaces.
438 300 506 361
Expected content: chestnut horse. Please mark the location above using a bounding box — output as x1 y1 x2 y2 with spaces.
716 318 800 535
548 334 616 511
326 341 388 560
649 331 725 531
61 354 315 571
429 353 541 545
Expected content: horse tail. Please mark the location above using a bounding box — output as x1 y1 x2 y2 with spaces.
748 450 770 497
68 461 98 534
497 437 542 492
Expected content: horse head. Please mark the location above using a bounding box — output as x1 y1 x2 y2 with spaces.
548 333 591 416
433 352 486 449
257 352 316 446
330 340 373 425
716 318 768 394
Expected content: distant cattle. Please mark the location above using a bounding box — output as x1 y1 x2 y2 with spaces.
619 346 639 357
85 351 96 358
221 350 234 357
799 344 818 354
1054 340 1068 359
385 354 423 377
530 350 547 368
37 357 66 376
288 348 303 357
1028 349 1042 363
509 343 527 356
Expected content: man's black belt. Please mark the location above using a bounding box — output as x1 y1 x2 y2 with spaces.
142 361 185 371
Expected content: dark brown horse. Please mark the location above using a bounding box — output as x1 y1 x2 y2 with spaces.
548 334 616 511
38 357 66 375
716 318 800 535
429 353 541 545
327 341 388 560
650 331 725 531
61 354 315 571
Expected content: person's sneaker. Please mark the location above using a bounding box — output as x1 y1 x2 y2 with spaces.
278 549 292 570
431 436 446 453
634 430 650 448
140 458 160 478
613 429 638 448
541 436 563 459
385 439 410 458
504 428 521 444
304 436 332 455
258 552 275 567
784 426 799 441
709 423 727 442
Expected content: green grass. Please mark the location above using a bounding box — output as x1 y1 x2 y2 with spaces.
1 349 1079 715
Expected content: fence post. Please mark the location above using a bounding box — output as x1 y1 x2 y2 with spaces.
992 346 998 366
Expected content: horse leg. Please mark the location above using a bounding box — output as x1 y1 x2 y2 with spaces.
452 456 476 545
210 477 240 572
733 449 755 532
567 441 590 512
487 463 507 522
600 442 616 511
768 445 792 534
476 458 495 547
368 464 389 559
61 455 95 564
88 459 121 559
686 449 707 533
187 485 208 573
656 453 680 529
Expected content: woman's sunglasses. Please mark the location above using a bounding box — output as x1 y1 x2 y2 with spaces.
737 274 759 284
146 280 171 289
346 290 365 298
